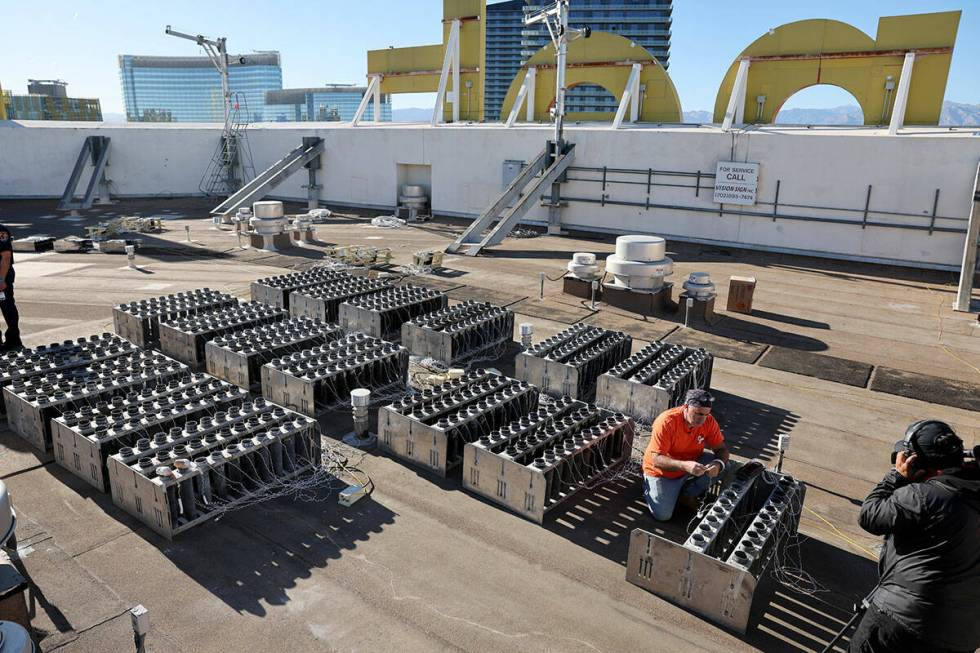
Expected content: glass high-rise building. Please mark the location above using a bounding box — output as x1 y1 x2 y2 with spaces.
1 80 101 121
484 1 672 120
485 0 527 122
118 53 282 123
265 85 392 122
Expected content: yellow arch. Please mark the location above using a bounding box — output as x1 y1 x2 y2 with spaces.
713 11 960 125
367 0 486 122
500 32 682 124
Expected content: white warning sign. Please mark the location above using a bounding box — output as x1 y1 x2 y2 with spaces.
713 161 760 206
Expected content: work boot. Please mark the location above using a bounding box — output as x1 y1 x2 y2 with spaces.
0 340 23 353
677 495 703 513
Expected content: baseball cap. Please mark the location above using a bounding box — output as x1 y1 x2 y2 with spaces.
684 389 714 408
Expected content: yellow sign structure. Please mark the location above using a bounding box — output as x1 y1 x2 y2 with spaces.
713 11 960 126
500 32 682 124
367 0 485 123
0 82 7 121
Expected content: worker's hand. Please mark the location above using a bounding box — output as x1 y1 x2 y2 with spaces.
0 281 6 291
684 460 707 477
704 460 723 478
896 451 924 481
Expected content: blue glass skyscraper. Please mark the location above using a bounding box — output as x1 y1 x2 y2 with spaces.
485 0 527 122
484 1 672 120
118 53 282 122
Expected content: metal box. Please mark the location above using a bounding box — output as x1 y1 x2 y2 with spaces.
205 317 342 390
595 343 713 424
107 402 320 539
261 334 408 416
158 302 286 369
249 268 352 310
378 370 538 476
462 402 635 523
625 471 805 634
515 324 632 400
0 334 137 414
337 286 446 340
288 277 396 322
113 289 237 348
3 351 186 453
400 301 514 365
50 374 247 492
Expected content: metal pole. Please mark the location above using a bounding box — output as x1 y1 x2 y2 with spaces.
954 162 980 312
218 39 230 129
553 0 569 149
539 272 545 300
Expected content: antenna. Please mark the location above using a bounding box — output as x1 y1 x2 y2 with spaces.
164 26 231 129
523 1 590 148
165 25 245 195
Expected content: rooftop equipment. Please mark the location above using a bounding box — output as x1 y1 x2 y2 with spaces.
515 324 632 400
604 235 674 292
462 400 634 523
400 301 515 365
107 397 320 539
596 343 713 424
157 302 286 369
626 467 805 633
113 289 238 348
379 369 538 476
205 317 343 391
261 333 408 417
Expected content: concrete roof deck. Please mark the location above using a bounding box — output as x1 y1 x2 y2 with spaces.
0 197 977 652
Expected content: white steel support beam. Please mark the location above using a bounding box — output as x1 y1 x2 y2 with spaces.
611 63 643 129
526 66 536 122
352 75 382 127
505 67 537 127
888 52 916 135
722 58 750 131
432 19 461 126
954 161 980 312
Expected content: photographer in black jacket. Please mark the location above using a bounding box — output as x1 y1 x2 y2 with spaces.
850 420 980 653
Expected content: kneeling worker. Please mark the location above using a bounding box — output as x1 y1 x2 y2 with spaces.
642 389 729 521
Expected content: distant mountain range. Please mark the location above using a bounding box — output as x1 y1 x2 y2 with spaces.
682 101 980 126
100 102 980 126
391 107 433 122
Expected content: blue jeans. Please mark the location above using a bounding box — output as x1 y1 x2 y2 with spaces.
643 452 715 521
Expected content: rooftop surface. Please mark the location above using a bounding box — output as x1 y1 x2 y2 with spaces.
0 197 977 652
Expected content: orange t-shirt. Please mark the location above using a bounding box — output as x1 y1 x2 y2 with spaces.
642 406 724 479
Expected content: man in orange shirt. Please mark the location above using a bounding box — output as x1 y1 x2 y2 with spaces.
642 389 729 521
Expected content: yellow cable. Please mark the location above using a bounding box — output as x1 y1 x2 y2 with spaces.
803 506 878 559
934 289 980 377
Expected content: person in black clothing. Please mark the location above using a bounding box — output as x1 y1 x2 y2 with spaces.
0 223 22 351
851 420 980 653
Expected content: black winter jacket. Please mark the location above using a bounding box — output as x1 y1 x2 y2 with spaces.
858 466 980 651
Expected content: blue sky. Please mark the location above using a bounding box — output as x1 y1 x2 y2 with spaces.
1 0 976 115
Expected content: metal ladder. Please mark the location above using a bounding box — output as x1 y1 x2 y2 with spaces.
58 136 111 211
200 93 256 197
210 138 325 218
446 142 575 256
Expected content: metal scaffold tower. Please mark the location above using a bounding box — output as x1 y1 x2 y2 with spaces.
165 25 254 197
